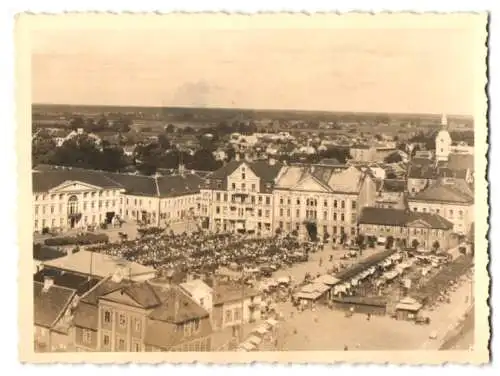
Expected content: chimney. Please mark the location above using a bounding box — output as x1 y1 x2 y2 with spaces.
77 128 84 134
268 157 276 166
43 276 54 292
235 153 241 162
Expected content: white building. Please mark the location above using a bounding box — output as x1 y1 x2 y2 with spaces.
435 114 452 162
199 159 283 236
272 165 378 242
32 166 203 233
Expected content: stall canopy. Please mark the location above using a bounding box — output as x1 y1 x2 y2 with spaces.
247 335 262 345
239 341 256 351
313 274 340 286
335 249 397 282
295 283 330 300
253 325 269 336
266 318 278 327
395 297 422 312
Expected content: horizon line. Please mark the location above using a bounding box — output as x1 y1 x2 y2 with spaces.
32 103 474 119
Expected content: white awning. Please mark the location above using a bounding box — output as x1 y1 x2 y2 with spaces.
239 341 256 351
266 318 278 327
247 335 262 345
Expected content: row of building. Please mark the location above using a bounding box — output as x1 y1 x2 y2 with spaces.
34 250 261 352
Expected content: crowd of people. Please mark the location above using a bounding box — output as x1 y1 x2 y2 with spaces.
88 231 323 278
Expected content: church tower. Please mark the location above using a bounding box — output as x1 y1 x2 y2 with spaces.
435 114 452 162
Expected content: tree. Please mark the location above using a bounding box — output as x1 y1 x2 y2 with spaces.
385 236 395 250
356 234 365 248
69 116 85 130
411 239 420 249
32 136 57 166
432 240 440 252
165 124 176 133
367 236 376 248
157 134 171 150
384 152 403 164
187 149 222 171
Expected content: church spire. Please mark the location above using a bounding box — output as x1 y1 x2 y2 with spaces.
441 114 448 129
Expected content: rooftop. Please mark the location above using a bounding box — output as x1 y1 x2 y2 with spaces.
34 281 76 329
42 250 156 281
359 207 453 230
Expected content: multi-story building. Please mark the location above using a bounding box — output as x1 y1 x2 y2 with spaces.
199 158 283 236
73 277 212 352
34 278 77 352
273 165 377 243
32 166 203 233
407 179 474 236
358 207 454 250
375 179 407 210
350 144 377 162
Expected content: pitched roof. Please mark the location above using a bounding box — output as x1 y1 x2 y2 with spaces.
33 245 66 262
318 158 342 166
34 269 100 296
79 277 124 306
447 154 474 171
148 286 209 323
32 166 203 198
213 283 260 305
34 282 76 329
359 207 453 230
382 179 406 193
359 207 408 227
72 301 98 330
410 183 474 204
408 164 436 179
42 250 156 280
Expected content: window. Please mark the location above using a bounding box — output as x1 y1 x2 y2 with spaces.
296 199 300 205
103 334 110 346
280 208 284 217
251 184 256 192
333 200 338 208
265 210 270 218
241 183 246 190
134 319 141 332
352 201 357 210
413 207 417 212
459 210 464 218
324 200 328 207
341 200 345 209
82 329 92 345
341 213 345 222
287 209 290 217
323 211 327 220
265 197 271 205
234 308 242 322
232 183 236 190
225 310 233 324
296 209 300 217
216 193 221 201
351 227 356 235
333 213 337 221
117 338 126 351
104 310 111 323
280 198 284 205
132 342 141 352
242 173 246 179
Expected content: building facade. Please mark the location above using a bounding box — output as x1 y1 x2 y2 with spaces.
32 166 203 233
273 165 377 242
73 278 212 352
199 159 283 236
358 207 454 250
407 181 474 236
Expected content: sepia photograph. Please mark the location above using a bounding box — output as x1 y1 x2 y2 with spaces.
16 12 489 363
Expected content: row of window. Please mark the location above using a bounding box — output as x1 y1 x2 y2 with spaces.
279 197 356 210
361 224 446 237
34 214 107 229
214 192 271 205
103 310 142 332
34 190 118 201
412 206 465 219
215 206 271 218
278 222 355 236
279 208 356 223
34 200 119 215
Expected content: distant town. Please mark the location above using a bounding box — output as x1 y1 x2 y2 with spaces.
32 104 475 353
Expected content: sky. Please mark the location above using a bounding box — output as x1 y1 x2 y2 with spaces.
30 15 482 115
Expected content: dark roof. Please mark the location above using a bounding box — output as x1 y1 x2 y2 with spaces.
318 158 342 166
351 144 371 150
32 169 120 193
410 183 473 204
335 249 397 281
447 154 474 171
80 278 124 306
144 316 212 350
406 211 454 230
213 283 260 305
156 174 203 198
437 167 467 179
411 157 434 166
148 286 209 323
34 281 76 329
34 269 100 296
32 166 203 198
72 301 98 330
118 283 162 309
359 207 453 230
382 179 406 193
359 207 407 227
33 245 66 262
408 165 436 180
